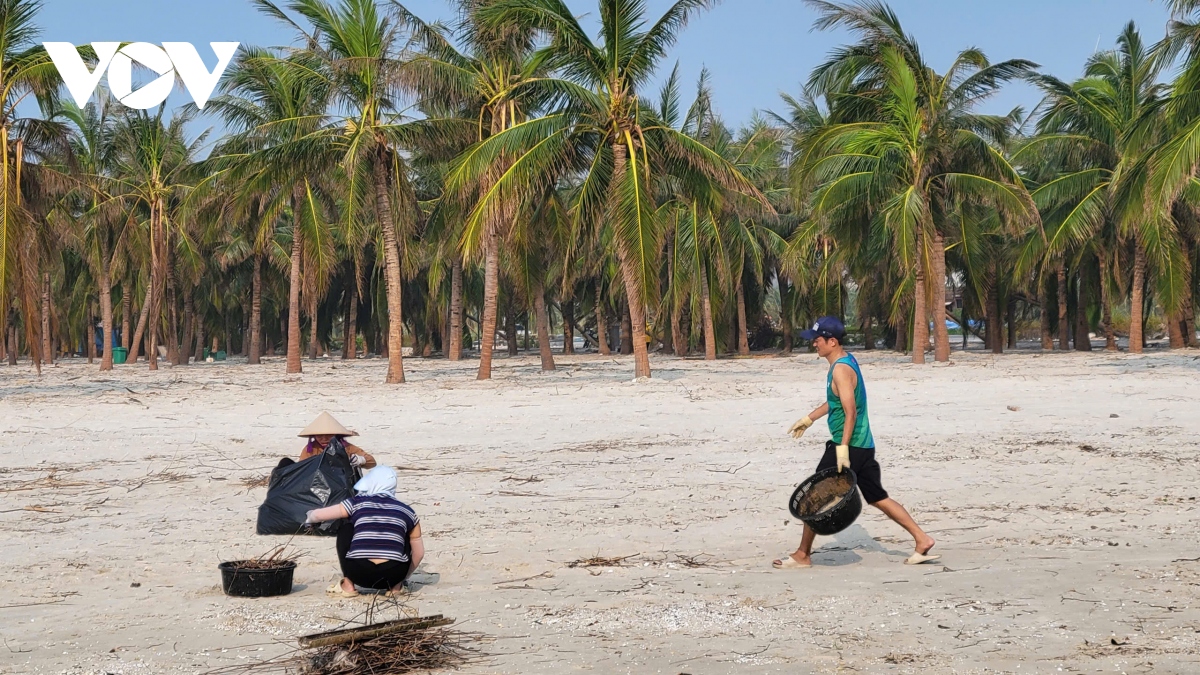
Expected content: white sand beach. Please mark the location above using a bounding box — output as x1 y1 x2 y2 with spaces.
2 350 1199 674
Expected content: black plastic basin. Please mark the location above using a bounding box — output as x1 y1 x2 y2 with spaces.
788 467 862 535
218 560 296 597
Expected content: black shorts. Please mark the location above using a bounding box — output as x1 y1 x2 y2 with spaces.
816 441 889 504
336 520 412 590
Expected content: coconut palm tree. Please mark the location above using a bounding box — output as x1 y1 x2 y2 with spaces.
457 0 766 378
403 0 553 378
109 107 205 370
54 97 131 371
205 45 332 372
1017 23 1169 354
256 0 463 384
799 0 1038 363
0 0 74 372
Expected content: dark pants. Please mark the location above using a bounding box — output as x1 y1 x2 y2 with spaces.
816 441 889 504
335 521 411 590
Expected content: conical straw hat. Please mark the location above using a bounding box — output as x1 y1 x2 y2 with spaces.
298 412 358 437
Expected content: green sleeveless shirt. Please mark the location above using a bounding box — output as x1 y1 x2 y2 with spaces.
826 354 874 448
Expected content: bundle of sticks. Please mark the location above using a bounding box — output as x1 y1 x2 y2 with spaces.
301 618 478 674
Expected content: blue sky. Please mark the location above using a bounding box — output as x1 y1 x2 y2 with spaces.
37 0 1174 132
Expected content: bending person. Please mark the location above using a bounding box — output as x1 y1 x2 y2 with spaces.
276 412 376 472
774 316 937 569
305 465 424 597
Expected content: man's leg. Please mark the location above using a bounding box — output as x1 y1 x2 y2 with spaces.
774 523 817 567
871 497 935 554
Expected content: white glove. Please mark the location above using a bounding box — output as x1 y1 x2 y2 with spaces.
349 454 366 467
835 445 850 473
789 416 814 439
304 510 318 524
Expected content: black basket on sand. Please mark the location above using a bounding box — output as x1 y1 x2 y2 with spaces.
789 467 862 535
219 560 296 597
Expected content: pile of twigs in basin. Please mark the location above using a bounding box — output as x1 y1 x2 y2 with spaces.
219 545 304 597
226 545 303 570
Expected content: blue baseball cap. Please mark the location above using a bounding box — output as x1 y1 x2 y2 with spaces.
799 316 846 342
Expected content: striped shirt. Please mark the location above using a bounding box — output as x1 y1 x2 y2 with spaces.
340 495 419 562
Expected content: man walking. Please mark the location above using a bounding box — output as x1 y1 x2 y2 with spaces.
773 316 938 569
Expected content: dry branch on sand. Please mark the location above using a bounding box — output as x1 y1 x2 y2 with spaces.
567 554 640 568
240 474 271 490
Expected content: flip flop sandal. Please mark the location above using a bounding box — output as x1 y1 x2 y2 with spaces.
772 555 812 569
904 552 941 565
326 582 359 598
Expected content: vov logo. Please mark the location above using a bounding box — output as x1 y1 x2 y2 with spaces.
44 42 240 110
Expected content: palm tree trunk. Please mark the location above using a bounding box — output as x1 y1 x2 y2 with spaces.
726 304 738 355
448 256 463 361
1185 293 1198 348
595 283 610 355
912 231 928 364
308 293 320 359
863 314 874 350
619 297 633 355
41 272 52 366
147 203 166 371
477 230 501 378
663 236 676 356
344 286 358 360
670 290 685 357
1130 242 1146 354
1075 275 1092 352
287 186 304 374
1056 263 1069 350
986 280 1001 354
182 290 194 365
700 258 717 361
167 268 182 365
8 314 17 365
736 278 750 356
86 304 95 364
611 142 652 378
194 314 204 362
129 282 150 363
562 300 575 355
1039 271 1053 350
932 232 951 361
121 279 132 350
1100 269 1117 351
371 152 406 384
248 253 262 364
1168 312 1184 349
505 294 518 356
99 255 114 371
1006 297 1016 349
533 283 555 371
780 270 794 354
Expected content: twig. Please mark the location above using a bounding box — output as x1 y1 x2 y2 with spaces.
706 461 751 474
0 599 67 609
495 571 554 585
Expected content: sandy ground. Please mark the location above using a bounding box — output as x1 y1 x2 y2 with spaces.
1 346 1199 675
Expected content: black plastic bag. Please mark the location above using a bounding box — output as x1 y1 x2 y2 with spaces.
256 439 357 536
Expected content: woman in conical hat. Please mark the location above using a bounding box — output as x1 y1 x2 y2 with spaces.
275 412 375 471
